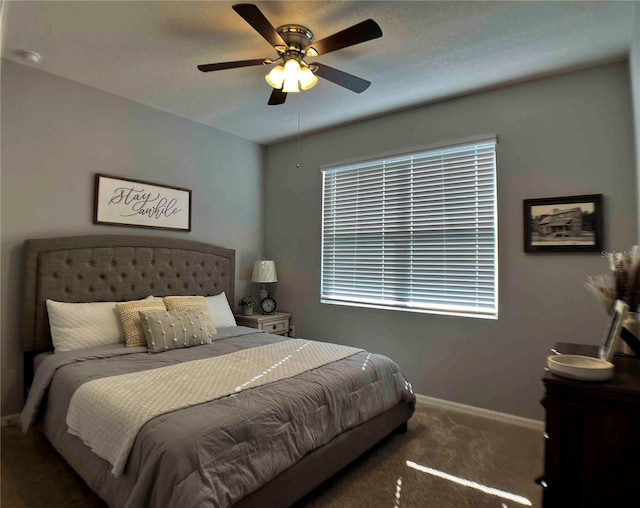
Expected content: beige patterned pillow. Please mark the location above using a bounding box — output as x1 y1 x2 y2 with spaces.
116 299 167 347
163 296 217 334
139 309 216 353
163 295 207 311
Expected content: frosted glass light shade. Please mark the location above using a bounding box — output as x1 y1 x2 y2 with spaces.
265 65 285 89
251 260 278 283
282 59 301 93
282 77 300 93
299 67 318 90
283 59 300 79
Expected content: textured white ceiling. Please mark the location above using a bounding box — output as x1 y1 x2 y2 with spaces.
2 1 636 145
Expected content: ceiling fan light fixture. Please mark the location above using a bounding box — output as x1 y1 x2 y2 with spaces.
265 64 285 88
282 59 302 93
282 76 300 93
198 4 383 105
299 66 318 90
283 59 301 79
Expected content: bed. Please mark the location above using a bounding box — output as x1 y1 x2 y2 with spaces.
19 235 415 508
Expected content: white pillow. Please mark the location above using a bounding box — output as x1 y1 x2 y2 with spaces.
205 292 237 328
47 296 152 352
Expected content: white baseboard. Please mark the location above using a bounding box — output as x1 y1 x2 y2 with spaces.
1 413 19 427
415 394 544 432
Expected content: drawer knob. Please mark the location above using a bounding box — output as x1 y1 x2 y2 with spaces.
273 324 277 330
535 476 548 488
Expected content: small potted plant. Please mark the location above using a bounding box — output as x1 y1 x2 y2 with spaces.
238 295 257 316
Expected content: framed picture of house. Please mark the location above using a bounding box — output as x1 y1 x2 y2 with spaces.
523 194 603 253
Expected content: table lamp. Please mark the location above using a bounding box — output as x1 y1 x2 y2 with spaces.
251 260 277 300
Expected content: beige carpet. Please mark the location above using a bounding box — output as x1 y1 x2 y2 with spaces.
1 403 543 507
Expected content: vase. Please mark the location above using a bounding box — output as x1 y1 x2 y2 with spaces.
620 311 639 355
242 306 253 316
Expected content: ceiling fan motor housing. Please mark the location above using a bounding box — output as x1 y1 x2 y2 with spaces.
276 25 314 58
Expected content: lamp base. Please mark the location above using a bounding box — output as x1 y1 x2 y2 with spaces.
259 287 268 301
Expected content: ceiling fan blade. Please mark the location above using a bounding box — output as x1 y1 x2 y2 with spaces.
311 63 371 93
309 19 382 56
232 3 287 48
268 87 287 105
197 58 267 72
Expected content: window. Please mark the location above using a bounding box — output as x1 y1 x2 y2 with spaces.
321 135 498 319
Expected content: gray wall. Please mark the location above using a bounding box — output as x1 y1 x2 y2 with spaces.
632 5 640 243
264 62 638 420
1 60 264 415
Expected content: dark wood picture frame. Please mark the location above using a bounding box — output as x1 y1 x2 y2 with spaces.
523 194 603 253
94 174 192 232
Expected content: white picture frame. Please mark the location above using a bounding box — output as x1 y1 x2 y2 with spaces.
94 174 191 232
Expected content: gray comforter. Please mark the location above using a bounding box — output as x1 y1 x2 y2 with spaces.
23 327 415 508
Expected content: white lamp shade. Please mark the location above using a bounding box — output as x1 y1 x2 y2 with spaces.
282 77 300 93
283 59 300 79
282 59 301 93
299 67 318 90
251 260 278 283
265 65 285 89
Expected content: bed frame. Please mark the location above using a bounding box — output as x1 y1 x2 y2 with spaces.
21 234 413 507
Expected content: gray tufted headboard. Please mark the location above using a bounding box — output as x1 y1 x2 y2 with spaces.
21 235 235 353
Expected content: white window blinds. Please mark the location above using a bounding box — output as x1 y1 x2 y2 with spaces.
321 136 498 319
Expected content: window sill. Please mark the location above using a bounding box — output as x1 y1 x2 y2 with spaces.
320 298 498 320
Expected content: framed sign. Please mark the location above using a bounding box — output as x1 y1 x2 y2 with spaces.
94 174 192 232
523 194 603 253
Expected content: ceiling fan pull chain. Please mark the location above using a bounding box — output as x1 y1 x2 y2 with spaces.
296 94 301 169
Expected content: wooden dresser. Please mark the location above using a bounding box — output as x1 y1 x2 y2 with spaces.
541 343 640 508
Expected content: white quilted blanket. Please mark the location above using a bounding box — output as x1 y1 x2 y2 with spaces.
66 339 362 476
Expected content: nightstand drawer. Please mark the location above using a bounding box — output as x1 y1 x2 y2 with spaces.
234 312 292 336
260 319 288 334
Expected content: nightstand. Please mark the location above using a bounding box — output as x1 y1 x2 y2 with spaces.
235 312 291 336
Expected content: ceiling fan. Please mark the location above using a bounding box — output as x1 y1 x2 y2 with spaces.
197 3 382 105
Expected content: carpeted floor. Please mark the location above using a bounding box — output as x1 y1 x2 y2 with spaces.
1 402 543 507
